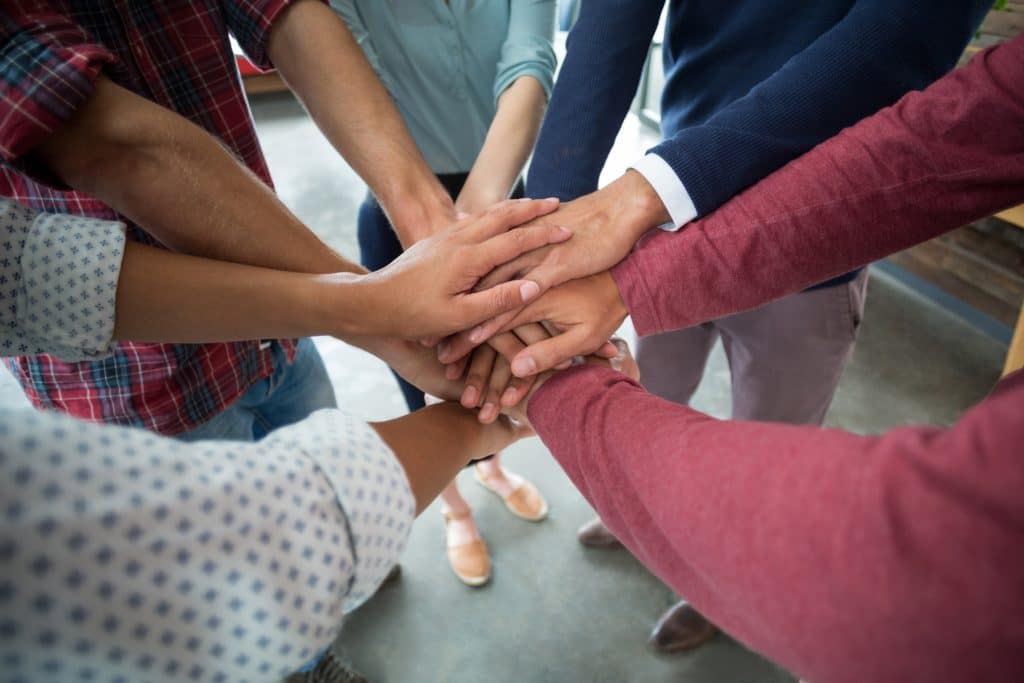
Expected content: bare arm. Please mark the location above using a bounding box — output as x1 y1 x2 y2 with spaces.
268 0 455 245
372 402 532 513
455 77 548 213
31 78 357 275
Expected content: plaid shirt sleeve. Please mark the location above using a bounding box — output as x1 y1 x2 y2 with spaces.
0 2 116 163
223 0 322 70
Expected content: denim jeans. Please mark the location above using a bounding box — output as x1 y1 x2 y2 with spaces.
177 337 337 443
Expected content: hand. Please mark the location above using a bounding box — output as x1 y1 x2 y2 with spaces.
475 170 667 297
349 198 571 339
348 334 463 402
503 338 639 426
443 271 629 378
439 172 664 350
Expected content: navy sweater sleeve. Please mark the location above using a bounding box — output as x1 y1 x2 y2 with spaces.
526 0 664 200
652 0 991 218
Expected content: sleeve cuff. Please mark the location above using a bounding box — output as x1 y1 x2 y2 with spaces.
17 211 126 361
289 410 415 613
0 13 116 181
630 154 697 231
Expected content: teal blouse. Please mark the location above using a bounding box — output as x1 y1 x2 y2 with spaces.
330 0 556 175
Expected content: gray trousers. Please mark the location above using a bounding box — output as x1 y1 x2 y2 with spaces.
636 270 869 426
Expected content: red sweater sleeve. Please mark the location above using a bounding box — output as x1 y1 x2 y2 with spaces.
614 36 1024 335
529 366 1024 683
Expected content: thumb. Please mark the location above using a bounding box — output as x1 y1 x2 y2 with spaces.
510 327 592 377
456 279 540 330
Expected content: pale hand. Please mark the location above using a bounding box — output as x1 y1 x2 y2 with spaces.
350 197 570 339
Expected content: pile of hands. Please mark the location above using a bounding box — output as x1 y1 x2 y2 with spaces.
352 180 657 429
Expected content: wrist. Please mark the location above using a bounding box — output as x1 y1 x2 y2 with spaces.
612 170 672 242
380 177 455 247
312 271 386 339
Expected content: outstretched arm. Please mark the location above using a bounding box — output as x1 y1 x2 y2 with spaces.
0 392 529 680
268 0 455 245
526 362 1024 683
461 36 1024 377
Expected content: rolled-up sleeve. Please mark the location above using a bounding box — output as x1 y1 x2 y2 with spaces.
0 406 414 681
493 0 556 103
0 198 126 361
0 3 116 163
224 0 318 69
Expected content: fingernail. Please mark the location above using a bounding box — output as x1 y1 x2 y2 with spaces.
437 342 451 361
512 356 537 377
481 403 497 421
557 226 571 236
501 388 518 406
468 326 484 344
462 386 478 407
519 281 540 302
545 197 560 202
445 364 461 380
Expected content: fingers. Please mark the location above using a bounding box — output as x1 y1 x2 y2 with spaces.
452 279 539 333
473 252 539 292
595 341 620 358
464 197 559 240
479 356 512 425
475 223 571 280
438 307 522 364
499 372 538 409
444 354 469 381
511 326 603 378
486 331 527 363
461 345 496 409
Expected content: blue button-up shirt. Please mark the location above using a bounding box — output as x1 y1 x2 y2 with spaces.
331 0 556 174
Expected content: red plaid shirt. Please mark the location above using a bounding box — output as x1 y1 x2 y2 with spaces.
0 0 300 435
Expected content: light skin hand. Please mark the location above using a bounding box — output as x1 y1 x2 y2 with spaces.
502 338 639 427
339 198 570 340
435 171 668 365
493 271 630 380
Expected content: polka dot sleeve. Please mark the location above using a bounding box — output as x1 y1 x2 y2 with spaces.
0 198 126 361
0 406 414 681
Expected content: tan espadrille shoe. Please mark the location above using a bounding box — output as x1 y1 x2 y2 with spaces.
442 507 491 587
474 466 549 522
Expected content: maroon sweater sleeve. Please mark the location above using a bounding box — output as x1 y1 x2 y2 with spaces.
613 36 1024 335
529 366 1024 683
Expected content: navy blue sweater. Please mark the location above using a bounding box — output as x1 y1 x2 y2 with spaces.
528 0 989 289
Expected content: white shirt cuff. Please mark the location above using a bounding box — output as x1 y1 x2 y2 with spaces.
630 154 697 232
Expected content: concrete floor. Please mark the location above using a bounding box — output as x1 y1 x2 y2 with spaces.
0 93 1006 682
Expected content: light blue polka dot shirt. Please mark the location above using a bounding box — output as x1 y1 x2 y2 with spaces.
0 200 416 681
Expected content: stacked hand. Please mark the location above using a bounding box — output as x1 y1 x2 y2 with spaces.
364 170 667 424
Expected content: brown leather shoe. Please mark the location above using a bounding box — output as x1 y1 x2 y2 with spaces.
576 516 622 548
648 601 718 653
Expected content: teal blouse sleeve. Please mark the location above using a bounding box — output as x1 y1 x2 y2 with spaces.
493 0 557 104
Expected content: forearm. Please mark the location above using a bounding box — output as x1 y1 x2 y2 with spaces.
371 403 518 514
112 241 367 343
615 38 1024 335
31 78 357 275
457 77 547 212
527 365 1024 683
526 0 662 200
269 0 453 245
